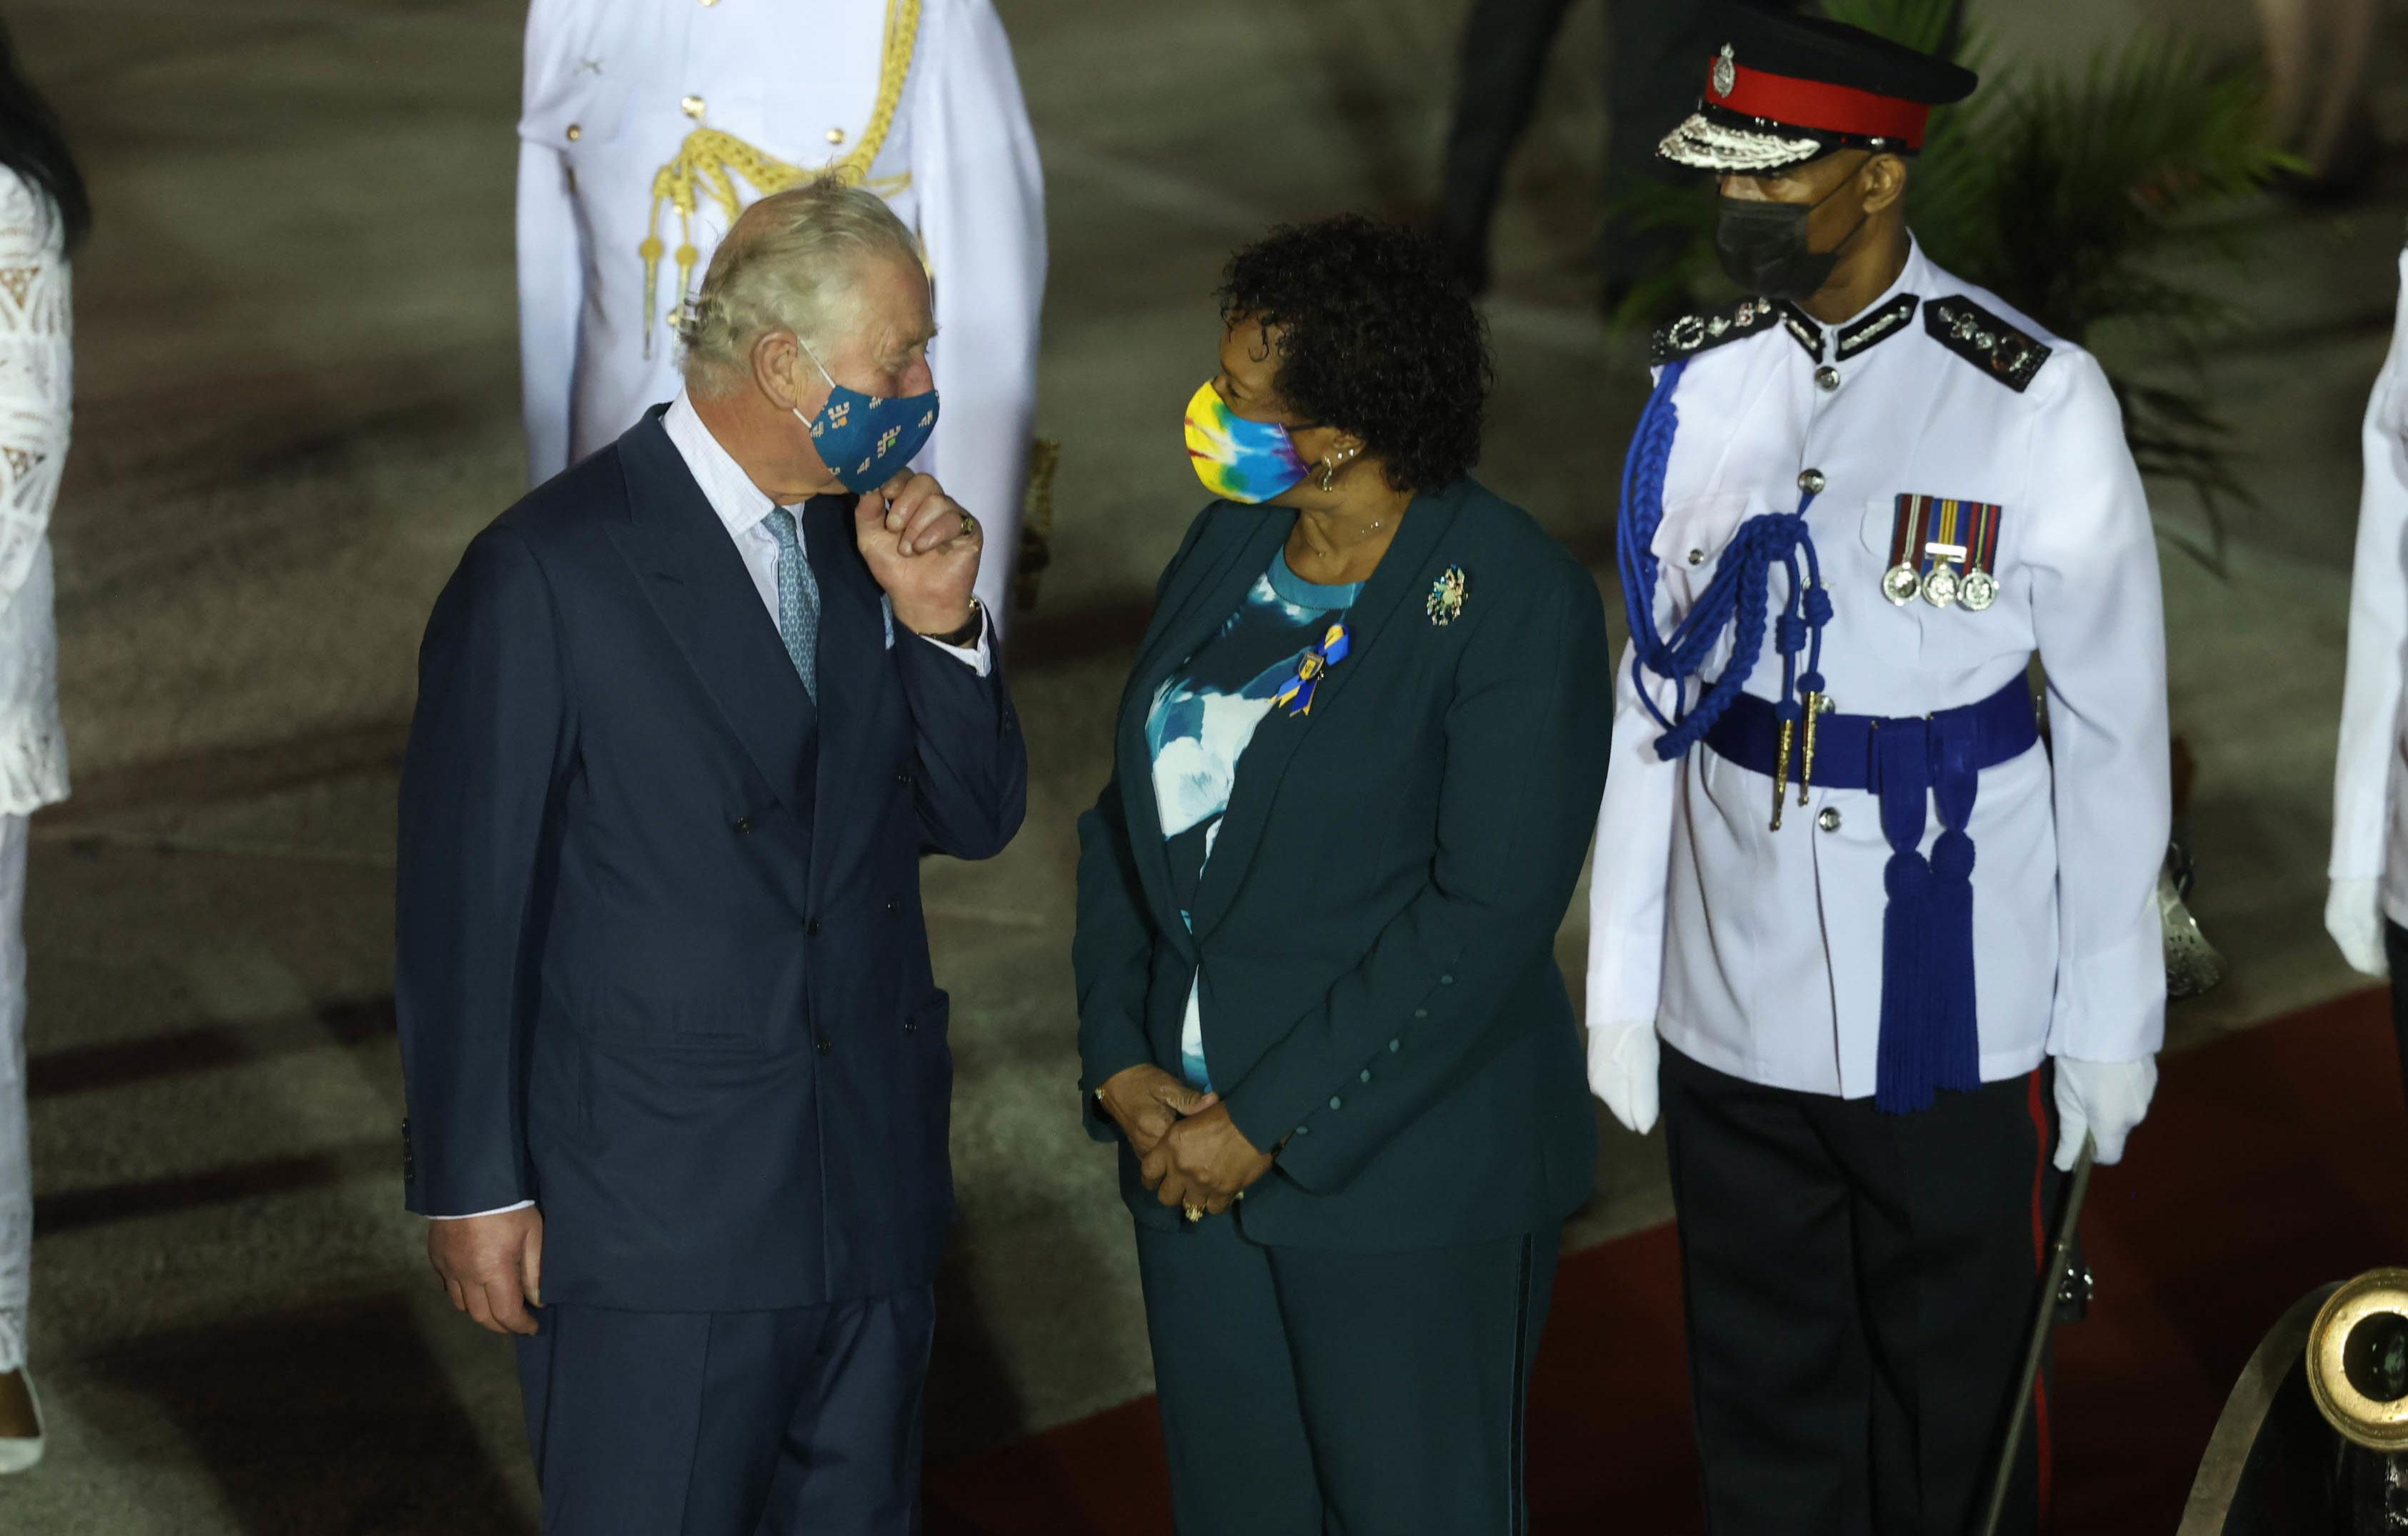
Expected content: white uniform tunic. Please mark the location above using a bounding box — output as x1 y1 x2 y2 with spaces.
516 0 1046 626
1587 240 2169 1099
2332 247 2408 932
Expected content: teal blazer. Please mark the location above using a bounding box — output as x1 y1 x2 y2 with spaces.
1074 477 1613 1250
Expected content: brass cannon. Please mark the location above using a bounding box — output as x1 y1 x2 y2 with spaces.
2182 1269 2408 1534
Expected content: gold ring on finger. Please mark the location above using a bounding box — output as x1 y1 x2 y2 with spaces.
1183 1204 1204 1222
959 512 976 539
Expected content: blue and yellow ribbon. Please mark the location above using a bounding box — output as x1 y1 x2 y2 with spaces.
1272 623 1350 716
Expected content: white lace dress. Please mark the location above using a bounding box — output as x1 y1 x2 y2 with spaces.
0 166 71 1372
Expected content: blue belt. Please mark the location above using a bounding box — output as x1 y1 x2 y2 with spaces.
1703 674 2042 1114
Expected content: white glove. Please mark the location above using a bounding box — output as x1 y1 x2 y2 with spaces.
2052 1055 2157 1171
1587 1018 1660 1134
2327 877 2390 978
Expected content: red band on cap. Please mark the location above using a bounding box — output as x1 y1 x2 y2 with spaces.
1709 60 1931 149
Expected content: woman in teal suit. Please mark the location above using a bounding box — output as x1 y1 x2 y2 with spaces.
1074 216 1612 1534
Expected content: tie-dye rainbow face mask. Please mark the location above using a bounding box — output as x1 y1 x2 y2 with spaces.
1183 379 1309 504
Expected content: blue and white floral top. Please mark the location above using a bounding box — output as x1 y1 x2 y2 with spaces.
1146 548 1362 1091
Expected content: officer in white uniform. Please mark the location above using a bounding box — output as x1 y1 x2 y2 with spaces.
516 0 1046 629
2329 239 2408 1072
1584 6 2168 1530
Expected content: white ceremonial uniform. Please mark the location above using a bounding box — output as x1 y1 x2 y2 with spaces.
1587 239 2170 1101
0 168 71 1375
2329 245 2408 974
516 0 1046 629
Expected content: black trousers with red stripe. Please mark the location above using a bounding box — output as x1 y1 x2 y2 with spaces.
2387 922 2408 1116
1662 1043 2060 1536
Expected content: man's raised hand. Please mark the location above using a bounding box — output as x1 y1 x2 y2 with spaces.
854 471 981 637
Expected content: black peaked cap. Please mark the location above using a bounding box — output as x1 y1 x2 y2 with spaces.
1713 1 1977 105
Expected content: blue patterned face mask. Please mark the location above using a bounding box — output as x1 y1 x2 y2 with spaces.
795 339 941 494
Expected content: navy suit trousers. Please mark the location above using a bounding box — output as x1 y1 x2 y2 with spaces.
516 1288 935 1536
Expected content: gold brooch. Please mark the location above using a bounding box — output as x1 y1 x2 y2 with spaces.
1426 565 1469 627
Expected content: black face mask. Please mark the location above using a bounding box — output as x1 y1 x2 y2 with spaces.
1713 171 1869 301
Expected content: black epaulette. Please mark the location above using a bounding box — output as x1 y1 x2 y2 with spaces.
1652 296 1784 364
1924 294 2052 393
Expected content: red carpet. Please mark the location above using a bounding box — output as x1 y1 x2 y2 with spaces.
927 988 2406 1534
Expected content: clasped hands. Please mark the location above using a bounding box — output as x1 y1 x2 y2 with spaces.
1096 1063 1275 1218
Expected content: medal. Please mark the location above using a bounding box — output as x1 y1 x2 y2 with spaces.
1889 494 2007 614
1958 499 2003 610
1884 494 1933 607
1919 561 1961 608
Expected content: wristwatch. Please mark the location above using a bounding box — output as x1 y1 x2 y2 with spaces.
924 597 984 648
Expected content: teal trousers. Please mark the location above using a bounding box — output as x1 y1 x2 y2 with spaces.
1134 1215 1559 1535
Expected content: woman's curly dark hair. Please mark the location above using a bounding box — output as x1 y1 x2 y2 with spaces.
1217 215 1492 494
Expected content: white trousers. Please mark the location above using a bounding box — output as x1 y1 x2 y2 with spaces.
0 816 29 1371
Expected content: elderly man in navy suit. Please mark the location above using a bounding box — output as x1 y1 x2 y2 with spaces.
395 177 1026 1535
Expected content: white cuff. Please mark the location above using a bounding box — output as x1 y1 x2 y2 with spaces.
429 1200 535 1220
2327 877 2391 978
916 609 993 676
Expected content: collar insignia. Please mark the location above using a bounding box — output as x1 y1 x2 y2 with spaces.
1776 301 1824 362
1835 294 1919 361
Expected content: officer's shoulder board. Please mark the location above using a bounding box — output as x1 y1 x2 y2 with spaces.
1652 296 1800 364
1923 294 2052 393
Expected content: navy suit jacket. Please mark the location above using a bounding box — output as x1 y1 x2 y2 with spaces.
396 411 1026 1312
1074 480 1610 1250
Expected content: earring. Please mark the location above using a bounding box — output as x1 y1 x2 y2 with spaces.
1319 447 1359 492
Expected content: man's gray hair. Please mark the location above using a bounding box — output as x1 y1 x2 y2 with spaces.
677 177 924 395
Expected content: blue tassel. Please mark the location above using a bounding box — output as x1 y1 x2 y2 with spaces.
1926 829 1982 1094
1875 849 1934 1115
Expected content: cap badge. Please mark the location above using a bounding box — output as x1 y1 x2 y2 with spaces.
1712 44 1737 99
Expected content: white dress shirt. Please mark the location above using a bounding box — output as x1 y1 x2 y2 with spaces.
434 389 986 1220
515 0 1045 631
2332 246 2408 941
660 390 989 674
1586 240 2171 1100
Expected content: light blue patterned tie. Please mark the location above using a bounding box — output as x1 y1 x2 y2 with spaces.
759 506 820 699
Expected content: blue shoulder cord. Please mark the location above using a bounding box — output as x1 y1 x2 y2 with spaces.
1617 357 1832 761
